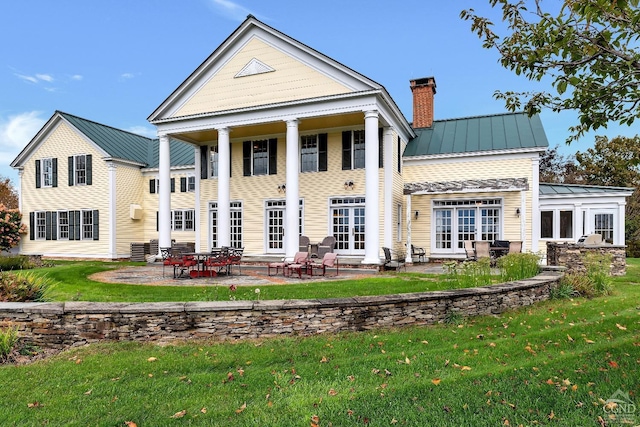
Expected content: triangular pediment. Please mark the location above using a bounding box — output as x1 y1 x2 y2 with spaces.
235 58 275 78
149 16 382 122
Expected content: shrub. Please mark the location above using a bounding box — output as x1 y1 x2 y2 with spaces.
584 252 613 296
444 258 492 288
550 278 577 299
0 255 34 271
0 204 27 252
0 326 19 362
0 271 52 302
497 252 541 282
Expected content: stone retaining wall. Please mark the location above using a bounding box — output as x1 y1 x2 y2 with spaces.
0 272 561 349
546 242 626 276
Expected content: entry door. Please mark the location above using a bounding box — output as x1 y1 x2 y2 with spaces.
332 207 365 255
266 207 285 253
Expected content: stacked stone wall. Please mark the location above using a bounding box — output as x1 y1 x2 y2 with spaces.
0 272 561 349
546 243 626 276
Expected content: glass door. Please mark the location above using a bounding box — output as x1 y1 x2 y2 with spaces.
331 204 366 255
266 207 284 253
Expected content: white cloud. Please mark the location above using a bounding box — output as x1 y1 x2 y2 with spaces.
126 125 157 139
35 74 54 82
15 74 38 84
120 73 135 79
210 0 253 21
0 111 46 153
70 74 83 81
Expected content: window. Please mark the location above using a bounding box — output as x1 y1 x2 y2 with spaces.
301 135 318 172
342 130 366 170
396 204 402 242
243 139 277 176
42 158 53 187
171 209 195 231
433 199 502 253
210 202 243 248
594 213 614 243
82 210 93 239
36 212 46 240
68 154 92 186
540 209 573 239
188 176 195 192
58 211 69 240
210 144 219 177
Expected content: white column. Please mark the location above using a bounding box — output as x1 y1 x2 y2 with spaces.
617 201 626 245
520 190 527 252
285 119 299 260
217 127 231 247
158 134 172 253
383 127 394 249
194 147 201 252
17 169 23 253
405 194 412 263
530 156 540 252
363 110 380 265
107 162 117 259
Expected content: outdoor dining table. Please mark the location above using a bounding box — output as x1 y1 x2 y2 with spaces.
184 250 231 278
489 246 509 259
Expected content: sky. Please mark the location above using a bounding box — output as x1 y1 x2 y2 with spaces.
1 0 638 186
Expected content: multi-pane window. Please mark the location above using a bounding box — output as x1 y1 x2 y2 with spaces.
75 155 87 185
540 209 573 239
480 208 500 242
187 176 195 192
435 210 452 249
301 135 318 172
253 140 268 175
42 158 53 187
433 199 502 252
594 213 614 243
171 209 195 231
82 210 93 239
36 212 46 239
58 211 69 240
210 144 219 178
353 130 365 169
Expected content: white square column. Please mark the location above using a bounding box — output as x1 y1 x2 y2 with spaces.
363 110 380 265
217 127 231 247
285 119 299 259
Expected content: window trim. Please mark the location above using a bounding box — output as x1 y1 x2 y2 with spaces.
171 209 196 232
540 207 575 240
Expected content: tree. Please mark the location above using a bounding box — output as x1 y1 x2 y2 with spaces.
0 176 18 209
539 145 581 183
461 0 640 143
0 205 26 252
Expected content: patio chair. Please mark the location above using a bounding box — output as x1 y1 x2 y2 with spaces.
474 241 491 260
267 257 287 276
508 241 522 254
316 236 336 259
464 240 476 261
228 247 244 274
169 248 196 279
310 252 339 277
411 244 426 263
382 247 406 271
284 251 310 278
205 250 230 276
299 235 310 253
160 247 172 277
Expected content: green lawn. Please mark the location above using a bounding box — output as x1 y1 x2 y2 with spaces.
0 261 638 426
30 261 474 302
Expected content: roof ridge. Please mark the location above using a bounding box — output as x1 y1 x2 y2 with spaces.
412 111 529 130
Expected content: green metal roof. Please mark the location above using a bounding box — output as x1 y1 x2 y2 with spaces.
60 111 194 168
404 112 548 157
540 183 634 195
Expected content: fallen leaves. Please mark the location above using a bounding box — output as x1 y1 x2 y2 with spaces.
170 409 186 419
431 378 441 385
235 402 247 414
147 357 157 362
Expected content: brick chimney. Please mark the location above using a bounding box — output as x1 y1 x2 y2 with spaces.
410 77 436 128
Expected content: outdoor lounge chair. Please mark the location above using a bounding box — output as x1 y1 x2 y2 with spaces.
284 251 310 278
382 247 406 271
310 252 339 276
464 240 476 261
316 236 336 259
508 241 522 254
411 244 426 263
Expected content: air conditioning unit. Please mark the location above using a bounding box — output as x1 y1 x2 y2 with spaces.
130 204 143 220
577 234 603 245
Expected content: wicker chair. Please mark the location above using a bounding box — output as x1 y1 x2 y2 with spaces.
299 236 310 253
317 236 336 259
310 252 339 276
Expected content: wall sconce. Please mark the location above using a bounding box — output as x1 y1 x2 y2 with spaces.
344 180 354 190
516 207 521 217
414 210 419 219
277 184 286 193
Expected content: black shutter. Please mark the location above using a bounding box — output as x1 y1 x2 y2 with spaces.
149 179 156 194
180 177 187 192
229 145 232 177
200 145 208 179
86 154 92 185
29 212 35 240
93 210 99 240
268 138 277 175
51 212 57 240
45 211 52 240
156 211 159 232
68 156 74 186
318 133 328 172
68 210 75 240
342 131 352 170
243 141 251 176
74 211 81 240
52 158 58 187
35 160 41 188
171 178 175 193
397 136 402 173
378 127 384 168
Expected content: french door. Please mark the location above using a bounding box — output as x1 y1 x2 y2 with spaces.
266 204 285 253
331 197 366 255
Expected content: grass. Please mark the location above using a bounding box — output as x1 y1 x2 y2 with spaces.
23 261 482 303
0 261 637 425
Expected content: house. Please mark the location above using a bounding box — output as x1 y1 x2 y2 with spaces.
10 15 631 262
